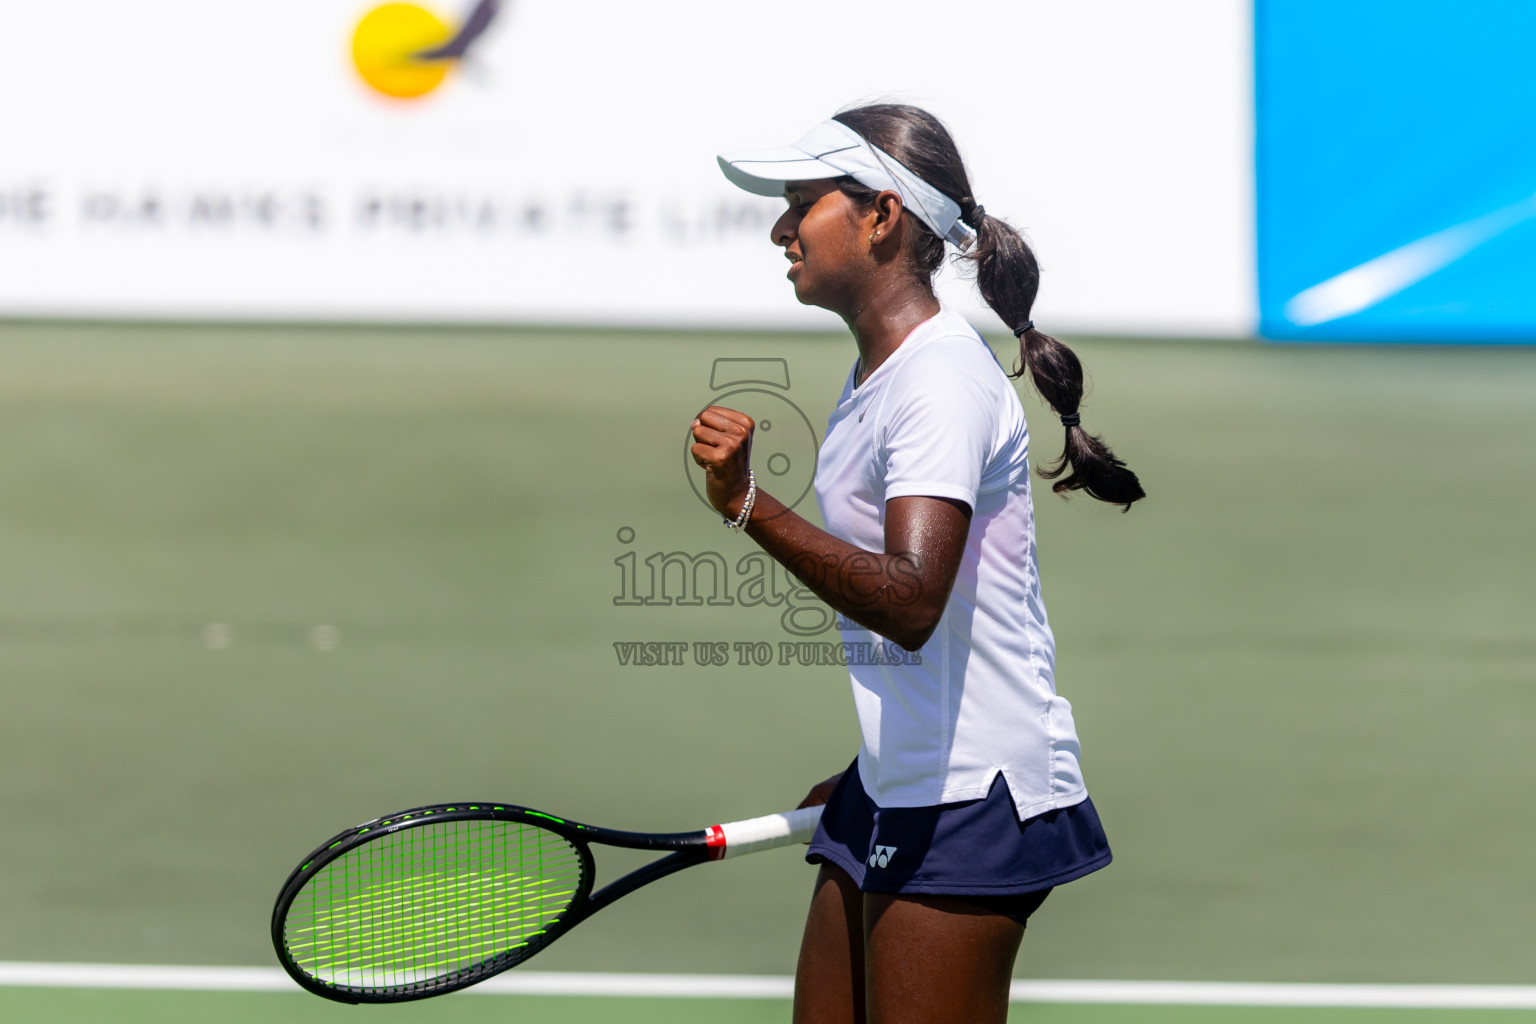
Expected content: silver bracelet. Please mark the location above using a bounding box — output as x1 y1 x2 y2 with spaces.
723 470 756 532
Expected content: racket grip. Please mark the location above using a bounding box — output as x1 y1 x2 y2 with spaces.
707 805 825 860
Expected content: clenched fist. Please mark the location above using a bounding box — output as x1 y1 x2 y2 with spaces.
689 405 755 519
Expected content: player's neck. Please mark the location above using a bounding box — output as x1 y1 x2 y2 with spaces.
847 283 940 388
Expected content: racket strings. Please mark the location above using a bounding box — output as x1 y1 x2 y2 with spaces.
284 819 583 993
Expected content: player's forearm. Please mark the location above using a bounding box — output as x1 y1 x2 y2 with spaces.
738 489 940 651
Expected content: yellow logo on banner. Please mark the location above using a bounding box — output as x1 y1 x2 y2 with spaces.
351 0 498 100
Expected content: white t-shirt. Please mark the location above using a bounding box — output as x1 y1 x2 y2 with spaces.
813 306 1087 820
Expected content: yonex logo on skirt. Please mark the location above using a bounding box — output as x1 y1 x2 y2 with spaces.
867 845 898 868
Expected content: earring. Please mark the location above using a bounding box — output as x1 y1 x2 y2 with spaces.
869 233 879 245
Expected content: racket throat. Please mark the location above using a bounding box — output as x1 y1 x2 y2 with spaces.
584 848 710 916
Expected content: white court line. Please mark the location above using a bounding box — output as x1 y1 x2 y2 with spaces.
2 963 1536 1008
1006 981 1536 1010
0 963 292 992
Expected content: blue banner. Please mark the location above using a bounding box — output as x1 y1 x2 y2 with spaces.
1257 0 1536 342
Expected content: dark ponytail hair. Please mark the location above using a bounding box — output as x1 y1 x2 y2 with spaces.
833 103 1145 511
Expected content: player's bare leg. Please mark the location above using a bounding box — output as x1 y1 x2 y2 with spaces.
863 892 1023 1024
792 862 867 1024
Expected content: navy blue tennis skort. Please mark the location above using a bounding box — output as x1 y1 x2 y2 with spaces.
806 760 1111 923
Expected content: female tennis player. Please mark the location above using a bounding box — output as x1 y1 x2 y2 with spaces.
692 103 1144 1024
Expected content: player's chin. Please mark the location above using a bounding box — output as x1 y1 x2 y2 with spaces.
787 264 819 305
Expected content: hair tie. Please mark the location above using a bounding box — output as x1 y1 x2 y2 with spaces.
1011 320 1034 337
968 204 985 226
1059 413 1081 428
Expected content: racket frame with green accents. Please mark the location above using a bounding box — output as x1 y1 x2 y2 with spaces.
270 800 820 1004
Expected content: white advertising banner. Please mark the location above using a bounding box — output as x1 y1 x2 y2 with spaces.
0 0 1253 335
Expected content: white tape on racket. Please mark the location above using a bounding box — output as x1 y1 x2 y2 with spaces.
704 805 824 860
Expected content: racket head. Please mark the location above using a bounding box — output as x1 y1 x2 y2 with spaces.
271 803 595 1003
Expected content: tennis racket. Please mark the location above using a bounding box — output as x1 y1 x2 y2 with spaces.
271 800 823 1003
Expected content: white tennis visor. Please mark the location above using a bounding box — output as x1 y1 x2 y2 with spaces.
718 119 977 252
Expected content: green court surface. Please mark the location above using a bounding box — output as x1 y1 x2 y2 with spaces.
0 323 1532 1005
1 989 1533 1024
